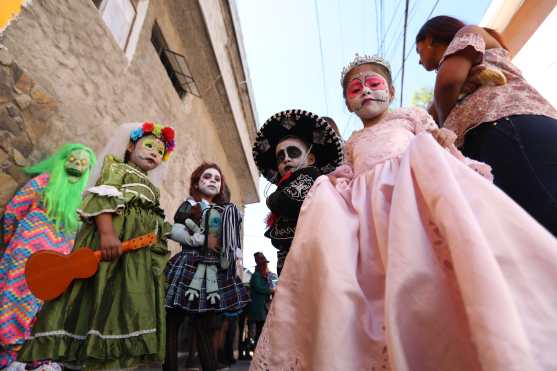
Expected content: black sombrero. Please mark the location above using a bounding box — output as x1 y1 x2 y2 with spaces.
252 109 344 184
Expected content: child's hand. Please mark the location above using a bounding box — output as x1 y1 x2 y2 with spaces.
99 232 122 261
431 128 457 148
185 219 205 247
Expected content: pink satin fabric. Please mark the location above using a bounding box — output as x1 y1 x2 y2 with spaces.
250 133 557 371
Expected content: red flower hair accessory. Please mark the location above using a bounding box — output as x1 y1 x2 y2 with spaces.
143 122 155 134
130 122 176 161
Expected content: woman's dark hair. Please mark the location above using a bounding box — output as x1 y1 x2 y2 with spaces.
416 16 465 45
416 15 509 50
190 162 228 205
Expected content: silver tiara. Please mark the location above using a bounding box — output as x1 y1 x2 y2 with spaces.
340 54 392 87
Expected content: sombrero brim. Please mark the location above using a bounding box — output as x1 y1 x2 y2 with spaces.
252 109 344 184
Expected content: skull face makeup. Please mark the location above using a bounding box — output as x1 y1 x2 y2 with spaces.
127 135 165 172
345 65 393 121
198 168 222 201
275 137 315 177
64 149 91 183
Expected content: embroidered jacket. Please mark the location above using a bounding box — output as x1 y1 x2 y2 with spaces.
264 166 321 249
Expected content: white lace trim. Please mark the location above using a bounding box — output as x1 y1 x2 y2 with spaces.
115 162 149 180
250 296 390 371
123 188 154 203
87 185 123 198
121 182 156 200
77 206 125 219
29 328 156 341
250 304 304 371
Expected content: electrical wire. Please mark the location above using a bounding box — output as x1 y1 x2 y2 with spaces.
385 0 418 62
313 0 330 115
393 0 441 83
400 0 410 107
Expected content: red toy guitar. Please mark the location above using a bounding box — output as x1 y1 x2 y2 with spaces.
25 232 156 301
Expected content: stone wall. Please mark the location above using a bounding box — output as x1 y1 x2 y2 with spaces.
0 0 258 219
0 44 58 214
0 1 259 255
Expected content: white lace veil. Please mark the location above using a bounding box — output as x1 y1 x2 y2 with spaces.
86 122 170 190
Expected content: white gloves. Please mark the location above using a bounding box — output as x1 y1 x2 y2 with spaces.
170 219 205 247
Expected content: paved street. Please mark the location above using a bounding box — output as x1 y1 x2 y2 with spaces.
138 360 251 371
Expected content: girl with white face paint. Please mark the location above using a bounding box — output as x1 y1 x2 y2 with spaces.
343 60 455 149
19 122 175 369
197 167 222 200
250 55 557 371
344 65 393 123
165 163 249 371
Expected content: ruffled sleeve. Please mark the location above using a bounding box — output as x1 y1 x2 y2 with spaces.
410 107 439 133
439 28 485 67
77 156 127 221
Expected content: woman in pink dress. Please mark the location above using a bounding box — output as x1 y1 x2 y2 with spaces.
415 15 557 236
249 54 557 371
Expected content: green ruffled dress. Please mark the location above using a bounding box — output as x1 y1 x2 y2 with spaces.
18 156 171 369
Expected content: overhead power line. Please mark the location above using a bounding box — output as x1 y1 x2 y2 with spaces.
381 0 404 52
400 0 410 107
385 0 418 62
380 0 385 55
393 0 441 83
313 0 330 115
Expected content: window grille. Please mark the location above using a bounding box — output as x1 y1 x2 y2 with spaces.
151 22 200 98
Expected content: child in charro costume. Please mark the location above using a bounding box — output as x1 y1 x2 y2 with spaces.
253 109 343 275
164 163 249 371
18 122 175 369
0 144 95 370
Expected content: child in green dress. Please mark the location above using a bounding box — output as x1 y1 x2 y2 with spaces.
18 122 175 369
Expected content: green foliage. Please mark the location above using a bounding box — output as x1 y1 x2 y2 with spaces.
411 87 433 109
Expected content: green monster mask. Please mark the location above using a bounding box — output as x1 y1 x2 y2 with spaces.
64 149 91 183
24 143 96 232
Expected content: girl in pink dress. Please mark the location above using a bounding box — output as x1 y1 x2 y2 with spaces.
250 55 557 371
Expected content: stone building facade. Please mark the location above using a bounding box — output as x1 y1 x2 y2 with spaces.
0 0 259 245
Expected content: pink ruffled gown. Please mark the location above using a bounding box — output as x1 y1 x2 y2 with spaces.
250 107 557 371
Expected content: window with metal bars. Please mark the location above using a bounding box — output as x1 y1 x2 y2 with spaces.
151 22 200 99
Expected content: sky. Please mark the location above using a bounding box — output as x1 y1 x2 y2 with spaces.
234 0 492 273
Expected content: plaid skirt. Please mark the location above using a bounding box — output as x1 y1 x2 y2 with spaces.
165 249 250 313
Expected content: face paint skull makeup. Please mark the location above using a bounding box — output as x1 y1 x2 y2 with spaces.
128 135 165 172
64 149 90 183
198 168 222 200
275 137 314 177
276 146 303 164
345 70 391 120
